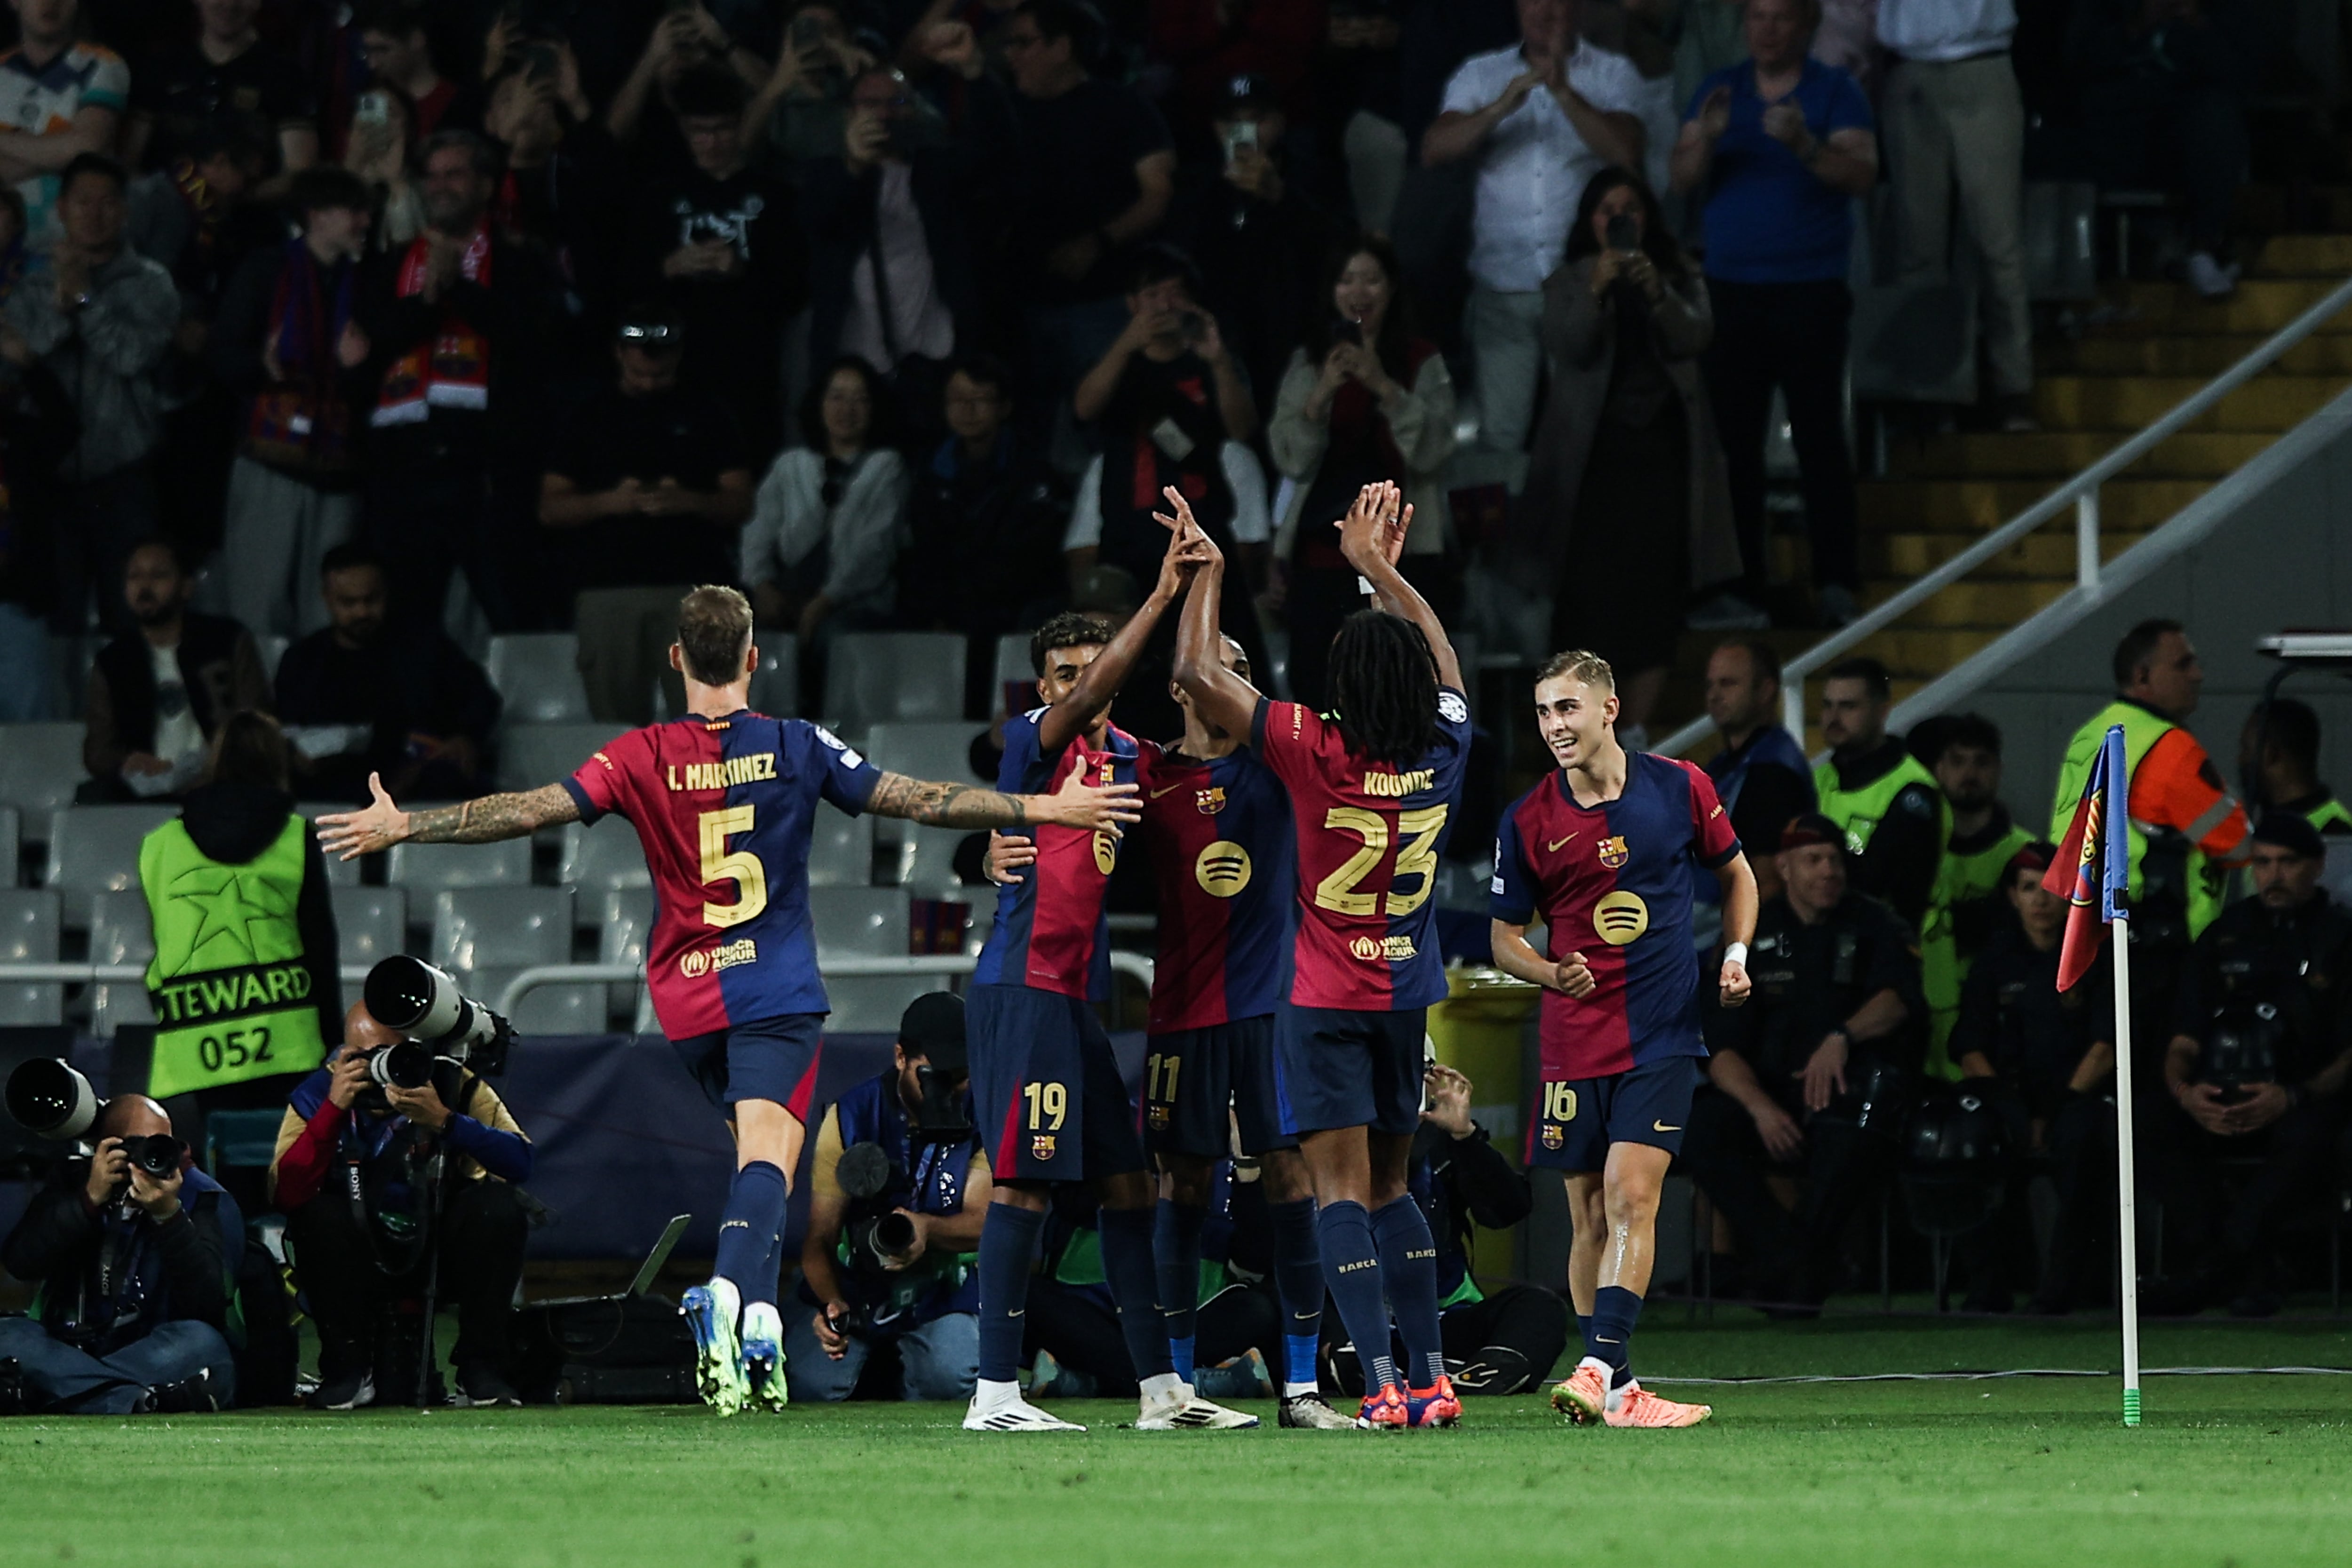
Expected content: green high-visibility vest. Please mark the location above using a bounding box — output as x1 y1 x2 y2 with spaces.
140 815 328 1098
2050 700 2227 944
1813 749 1950 871
2306 795 2352 836
1921 820 2036 1078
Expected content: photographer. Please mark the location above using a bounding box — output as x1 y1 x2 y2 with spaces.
789 994 987 1402
270 1002 531 1409
2154 814 2352 1316
0 1095 240 1415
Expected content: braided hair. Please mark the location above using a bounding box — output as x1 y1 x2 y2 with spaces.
1327 610 1440 765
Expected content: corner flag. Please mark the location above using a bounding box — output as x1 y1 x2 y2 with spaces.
2044 723 2130 992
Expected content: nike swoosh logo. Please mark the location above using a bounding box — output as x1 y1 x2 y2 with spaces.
1149 784 1184 799
1548 835 1577 852
1653 1121 1681 1133
1009 1309 1024 1319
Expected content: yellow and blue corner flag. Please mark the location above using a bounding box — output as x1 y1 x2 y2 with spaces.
2043 723 2130 992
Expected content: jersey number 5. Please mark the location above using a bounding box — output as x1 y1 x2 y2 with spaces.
699 806 769 928
1314 805 1447 917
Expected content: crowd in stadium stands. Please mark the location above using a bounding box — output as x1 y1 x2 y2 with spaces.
0 0 2339 1414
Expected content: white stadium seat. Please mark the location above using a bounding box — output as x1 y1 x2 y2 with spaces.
486 633 593 724
497 722 630 794
0 725 88 829
558 815 651 891
430 887 601 1035
807 809 873 887
809 885 939 1032
749 636 799 718
329 886 408 973
45 806 176 927
87 890 154 1037
0 887 63 1026
821 632 965 735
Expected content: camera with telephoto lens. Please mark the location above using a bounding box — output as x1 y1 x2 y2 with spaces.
830 1141 956 1334
119 1134 187 1178
5 1058 184 1181
363 956 515 1084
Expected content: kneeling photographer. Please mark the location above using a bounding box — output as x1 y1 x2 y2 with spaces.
790 994 987 1401
1 1076 241 1415
271 975 531 1409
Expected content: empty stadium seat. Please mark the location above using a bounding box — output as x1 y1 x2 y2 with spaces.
497 722 629 793
256 635 289 683
0 887 63 1026
46 805 177 926
430 887 601 1035
295 804 363 887
808 885 939 1032
558 815 650 890
0 724 87 830
993 633 1036 712
821 633 966 734
487 633 593 724
882 826 976 900
808 808 873 887
595 886 655 1034
386 835 532 892
862 723 991 876
0 804 18 886
88 890 155 1037
329 886 408 974
749 636 799 718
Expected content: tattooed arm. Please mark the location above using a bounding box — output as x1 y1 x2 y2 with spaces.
866 767 1140 832
317 773 580 860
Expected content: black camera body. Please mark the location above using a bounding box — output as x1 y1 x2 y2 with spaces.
830 1141 955 1335
119 1134 187 1178
356 958 515 1113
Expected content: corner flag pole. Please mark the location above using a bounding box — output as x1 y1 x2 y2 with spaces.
2110 899 2141 1427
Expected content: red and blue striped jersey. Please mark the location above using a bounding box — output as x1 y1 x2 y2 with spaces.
1491 752 1740 1079
1134 742 1293 1031
562 711 881 1040
973 708 1139 1001
1252 689 1473 1011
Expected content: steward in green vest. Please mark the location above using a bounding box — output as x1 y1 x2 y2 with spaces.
1912 714 2034 1078
140 715 340 1103
2050 622 2250 951
1813 657 1948 931
2236 697 2352 844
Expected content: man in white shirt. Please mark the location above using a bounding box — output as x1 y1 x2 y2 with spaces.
1424 0 1647 462
1876 0 2035 428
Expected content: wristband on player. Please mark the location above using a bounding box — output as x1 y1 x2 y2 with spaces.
1723 941 1748 968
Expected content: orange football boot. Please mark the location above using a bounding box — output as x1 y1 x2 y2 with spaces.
1357 1384 1410 1430
1406 1375 1462 1428
1602 1383 1713 1428
1549 1362 1608 1425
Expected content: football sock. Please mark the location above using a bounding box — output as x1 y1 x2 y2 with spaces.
1577 1313 1595 1358
1315 1201 1399 1393
1267 1196 1327 1393
1153 1199 1207 1382
1592 1284 1644 1392
1098 1204 1177 1382
1370 1195 1446 1389
714 1161 787 1306
974 1202 1046 1385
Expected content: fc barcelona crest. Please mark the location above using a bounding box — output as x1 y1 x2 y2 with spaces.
1195 786 1226 814
1031 1134 1057 1161
1541 1122 1565 1150
1598 835 1630 869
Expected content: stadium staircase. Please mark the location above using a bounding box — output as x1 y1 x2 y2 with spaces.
1657 236 2352 752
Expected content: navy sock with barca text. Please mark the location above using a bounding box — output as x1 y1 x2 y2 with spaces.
1370 1194 1446 1389
1153 1199 1207 1383
974 1201 1046 1385
1315 1201 1399 1394
1099 1204 1178 1383
1591 1284 1643 1390
713 1160 787 1306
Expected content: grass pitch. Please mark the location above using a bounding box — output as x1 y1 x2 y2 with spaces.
7 1313 2352 1568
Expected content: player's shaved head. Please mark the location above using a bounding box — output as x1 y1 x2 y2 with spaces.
677 585 755 686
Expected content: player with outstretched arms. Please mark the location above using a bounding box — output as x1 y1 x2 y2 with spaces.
317 586 1140 1417
1489 651 1757 1428
1171 479 1472 1431
959 524 1257 1434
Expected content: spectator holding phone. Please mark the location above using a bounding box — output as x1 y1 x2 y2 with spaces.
1516 169 1739 744
342 83 424 253
1267 233 1455 711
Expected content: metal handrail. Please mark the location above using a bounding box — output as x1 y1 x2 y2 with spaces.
1654 271 2352 757
0 955 1158 1025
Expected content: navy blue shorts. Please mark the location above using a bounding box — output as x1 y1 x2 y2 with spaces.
1527 1056 1703 1172
968 983 1146 1183
1143 1015 1295 1159
1275 1003 1426 1138
672 1011 826 1119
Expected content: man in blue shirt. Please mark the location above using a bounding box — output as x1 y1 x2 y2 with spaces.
1669 0 1876 628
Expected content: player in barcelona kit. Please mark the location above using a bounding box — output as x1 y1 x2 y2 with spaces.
960 524 1256 1434
988 621 1355 1430
1172 479 1472 1432
1488 651 1758 1429
318 587 1139 1417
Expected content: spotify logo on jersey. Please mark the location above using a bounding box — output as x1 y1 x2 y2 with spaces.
1593 890 1650 946
1195 841 1252 897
